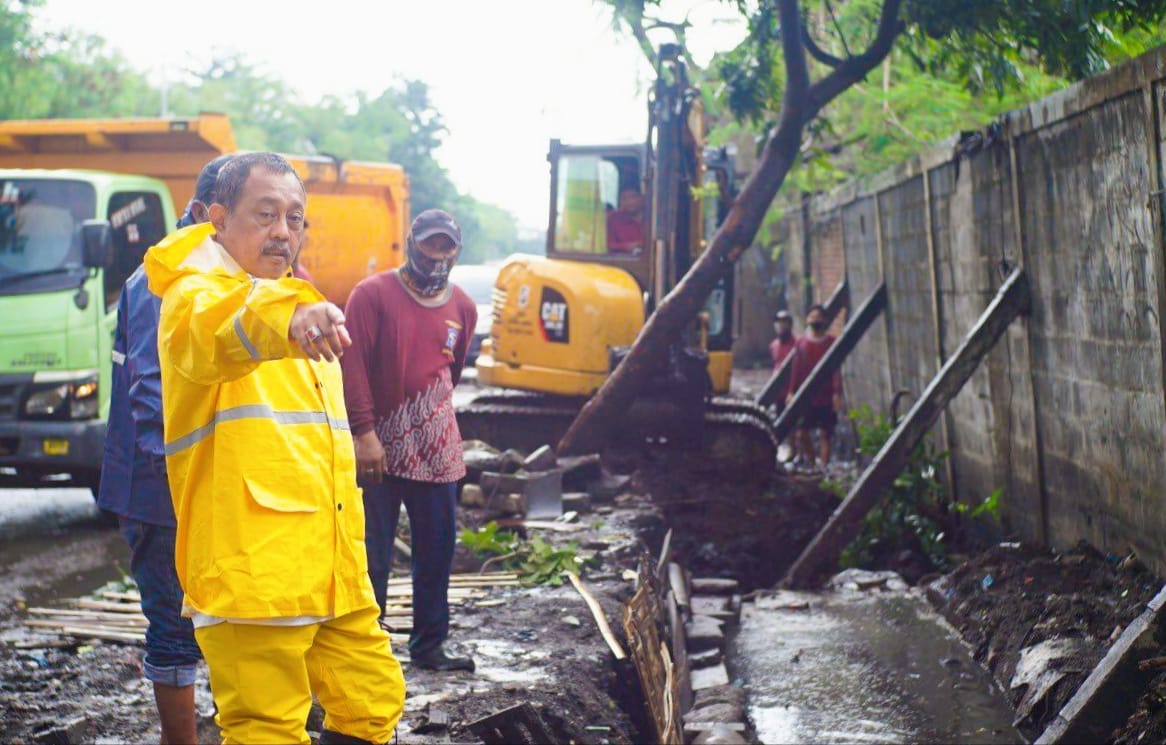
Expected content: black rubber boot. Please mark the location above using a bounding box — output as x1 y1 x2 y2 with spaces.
319 728 378 745
410 645 476 672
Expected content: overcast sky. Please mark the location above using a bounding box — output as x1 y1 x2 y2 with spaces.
38 0 745 232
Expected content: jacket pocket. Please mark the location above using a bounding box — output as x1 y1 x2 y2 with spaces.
242 471 320 513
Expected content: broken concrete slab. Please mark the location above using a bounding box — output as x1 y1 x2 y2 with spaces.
588 470 632 502
691 595 736 623
562 492 592 513
33 716 90 745
522 444 558 472
1036 584 1166 744
685 615 725 651
486 491 526 516
690 724 748 744
682 702 745 724
690 663 730 690
460 483 486 508
559 454 602 491
1010 637 1090 730
467 702 555 744
691 578 740 596
480 469 563 519
689 647 723 669
828 568 909 593
693 685 746 710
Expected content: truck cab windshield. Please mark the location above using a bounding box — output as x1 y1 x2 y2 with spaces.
0 179 95 293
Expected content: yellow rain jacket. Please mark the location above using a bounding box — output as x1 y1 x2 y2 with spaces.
145 223 374 620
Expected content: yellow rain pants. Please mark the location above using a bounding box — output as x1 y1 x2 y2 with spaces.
194 606 404 745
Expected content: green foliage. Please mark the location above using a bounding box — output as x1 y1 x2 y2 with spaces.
458 521 517 556
839 405 951 571
602 0 1166 199
459 522 590 586
955 487 1003 522
518 536 586 587
0 4 518 262
839 405 1005 571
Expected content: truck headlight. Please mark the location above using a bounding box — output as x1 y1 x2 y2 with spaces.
23 370 100 420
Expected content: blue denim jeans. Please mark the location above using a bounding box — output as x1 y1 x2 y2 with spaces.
361 475 457 656
118 517 201 686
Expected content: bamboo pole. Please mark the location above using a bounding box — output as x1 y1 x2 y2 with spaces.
567 571 627 660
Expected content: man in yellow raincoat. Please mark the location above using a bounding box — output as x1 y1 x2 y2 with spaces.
145 152 404 745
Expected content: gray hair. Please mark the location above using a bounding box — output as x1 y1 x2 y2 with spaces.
213 152 305 211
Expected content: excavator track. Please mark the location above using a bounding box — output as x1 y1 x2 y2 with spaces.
456 391 779 474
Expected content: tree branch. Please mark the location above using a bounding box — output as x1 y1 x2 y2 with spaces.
780 0 810 120
802 24 845 67
806 0 904 120
823 0 852 58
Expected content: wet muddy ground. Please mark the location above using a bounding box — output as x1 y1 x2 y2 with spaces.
930 540 1165 742
5 372 1166 743
0 486 657 744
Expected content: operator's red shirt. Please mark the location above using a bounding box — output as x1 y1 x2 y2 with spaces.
788 333 842 408
606 211 642 253
341 270 477 483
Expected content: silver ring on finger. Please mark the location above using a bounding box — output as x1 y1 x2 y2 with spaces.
305 324 324 344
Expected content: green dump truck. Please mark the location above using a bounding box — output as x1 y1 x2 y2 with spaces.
0 169 175 495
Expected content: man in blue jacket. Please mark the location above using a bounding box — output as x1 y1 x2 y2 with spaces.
97 154 232 745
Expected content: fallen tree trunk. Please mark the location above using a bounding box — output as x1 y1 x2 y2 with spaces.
784 268 1030 589
557 0 905 456
756 279 849 411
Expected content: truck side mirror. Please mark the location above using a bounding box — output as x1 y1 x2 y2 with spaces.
81 220 113 269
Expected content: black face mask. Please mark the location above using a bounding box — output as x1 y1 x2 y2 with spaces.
776 324 793 340
809 321 827 333
400 233 459 297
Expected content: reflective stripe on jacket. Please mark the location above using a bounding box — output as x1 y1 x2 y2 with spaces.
145 223 374 619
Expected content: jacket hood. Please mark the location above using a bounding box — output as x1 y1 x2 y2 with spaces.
145 223 243 298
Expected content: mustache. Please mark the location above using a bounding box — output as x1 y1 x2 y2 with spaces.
262 241 291 255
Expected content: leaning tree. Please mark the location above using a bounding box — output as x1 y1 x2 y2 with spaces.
559 0 1166 454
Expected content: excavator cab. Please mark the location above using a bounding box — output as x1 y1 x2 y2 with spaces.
468 45 774 465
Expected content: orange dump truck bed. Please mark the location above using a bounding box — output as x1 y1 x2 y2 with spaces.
0 114 408 304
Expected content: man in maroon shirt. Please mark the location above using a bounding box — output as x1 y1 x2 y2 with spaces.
606 188 644 254
787 304 843 470
341 209 478 672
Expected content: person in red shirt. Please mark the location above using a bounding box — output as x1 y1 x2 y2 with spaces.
606 188 644 254
341 209 478 673
787 304 843 470
769 309 797 370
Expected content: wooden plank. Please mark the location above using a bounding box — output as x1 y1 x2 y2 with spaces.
624 559 681 744
1036 584 1166 744
756 280 848 410
76 599 147 614
655 529 673 588
668 563 689 615
772 283 887 443
785 269 1030 588
566 571 626 660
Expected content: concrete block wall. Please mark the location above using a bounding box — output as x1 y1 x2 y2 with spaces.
748 44 1166 572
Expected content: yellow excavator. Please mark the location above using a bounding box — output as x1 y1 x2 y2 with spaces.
460 45 777 468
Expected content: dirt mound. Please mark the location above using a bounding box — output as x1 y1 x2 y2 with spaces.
928 540 1160 739
634 457 838 591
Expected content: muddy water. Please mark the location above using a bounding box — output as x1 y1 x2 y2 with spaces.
731 588 1022 744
